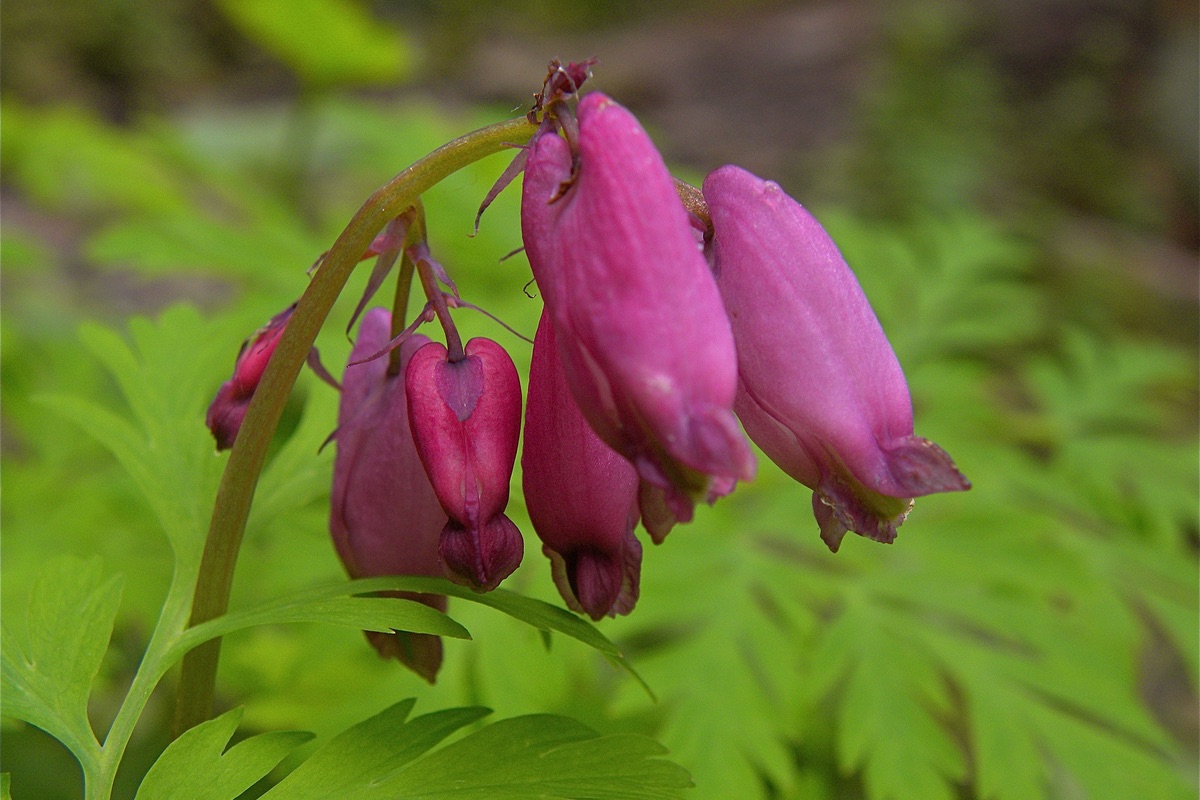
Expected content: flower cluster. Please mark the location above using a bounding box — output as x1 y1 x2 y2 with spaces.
206 62 968 680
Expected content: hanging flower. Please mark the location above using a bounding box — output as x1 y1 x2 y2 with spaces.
704 165 970 551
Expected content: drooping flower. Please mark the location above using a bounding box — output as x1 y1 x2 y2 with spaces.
523 311 642 619
406 338 524 591
206 303 296 450
521 92 755 525
703 165 970 552
330 308 448 681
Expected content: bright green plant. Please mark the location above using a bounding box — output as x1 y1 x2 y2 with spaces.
2 5 1196 799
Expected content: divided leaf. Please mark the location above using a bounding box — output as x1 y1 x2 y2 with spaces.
0 558 123 767
262 701 691 799
40 307 234 568
135 707 312 800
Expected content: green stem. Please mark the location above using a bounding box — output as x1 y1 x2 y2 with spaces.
172 115 537 738
92 564 199 798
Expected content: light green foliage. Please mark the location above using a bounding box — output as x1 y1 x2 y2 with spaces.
215 0 414 88
261 699 691 799
1 558 123 772
2 11 1195 798
135 708 312 800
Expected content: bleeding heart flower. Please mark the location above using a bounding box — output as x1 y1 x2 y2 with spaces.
521 92 755 525
704 164 970 552
523 311 642 619
331 308 448 681
406 337 524 591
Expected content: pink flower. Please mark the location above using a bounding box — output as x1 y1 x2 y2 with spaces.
521 92 755 524
206 303 295 450
522 311 642 620
704 165 970 552
406 338 524 591
331 308 448 681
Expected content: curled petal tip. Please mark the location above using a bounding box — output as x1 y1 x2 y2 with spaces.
438 516 524 593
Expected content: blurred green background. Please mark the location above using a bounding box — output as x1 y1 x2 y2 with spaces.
2 1 1197 799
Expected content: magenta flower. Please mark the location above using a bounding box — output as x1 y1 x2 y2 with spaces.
406 338 524 591
521 92 755 524
330 309 448 681
704 165 970 552
523 311 642 620
206 303 295 450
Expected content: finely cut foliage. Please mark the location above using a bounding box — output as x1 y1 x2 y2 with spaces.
1 39 1195 800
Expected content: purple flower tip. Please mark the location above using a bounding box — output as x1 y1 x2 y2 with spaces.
523 312 643 618
206 303 295 450
438 515 525 593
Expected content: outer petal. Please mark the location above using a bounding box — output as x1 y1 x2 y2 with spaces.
521 93 755 519
206 303 295 450
406 338 524 590
522 311 642 619
705 165 969 550
331 308 447 680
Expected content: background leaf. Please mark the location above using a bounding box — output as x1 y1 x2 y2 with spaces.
214 0 414 88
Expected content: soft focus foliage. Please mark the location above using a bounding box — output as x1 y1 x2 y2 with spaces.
2 2 1196 799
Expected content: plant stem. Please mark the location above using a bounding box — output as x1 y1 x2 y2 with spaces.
172 115 537 738
93 565 198 798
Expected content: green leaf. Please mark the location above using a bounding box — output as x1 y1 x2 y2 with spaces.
135 707 312 800
1030 700 1194 800
1 773 11 800
964 679 1047 800
294 576 639 677
0 557 123 768
263 701 691 799
816 600 965 800
262 700 487 797
171 595 471 664
215 0 414 87
41 307 237 567
380 714 693 799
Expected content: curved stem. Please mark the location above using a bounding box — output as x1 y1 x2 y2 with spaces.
172 115 538 737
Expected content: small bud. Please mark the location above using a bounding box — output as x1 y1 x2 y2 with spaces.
206 304 295 450
523 311 642 619
704 165 970 551
406 338 524 591
521 92 755 524
330 308 449 681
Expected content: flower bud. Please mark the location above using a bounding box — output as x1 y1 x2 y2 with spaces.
206 303 295 450
331 308 448 681
521 92 755 524
523 311 642 619
703 165 970 552
406 338 524 591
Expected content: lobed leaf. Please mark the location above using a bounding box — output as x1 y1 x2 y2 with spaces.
0 557 123 769
135 707 312 800
261 700 691 799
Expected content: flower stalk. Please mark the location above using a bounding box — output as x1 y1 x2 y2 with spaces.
172 115 538 737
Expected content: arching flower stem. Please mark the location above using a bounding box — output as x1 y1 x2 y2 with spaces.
172 115 538 738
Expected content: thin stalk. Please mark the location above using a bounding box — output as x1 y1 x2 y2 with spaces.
172 115 537 738
92 562 199 798
414 250 464 361
386 253 417 376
